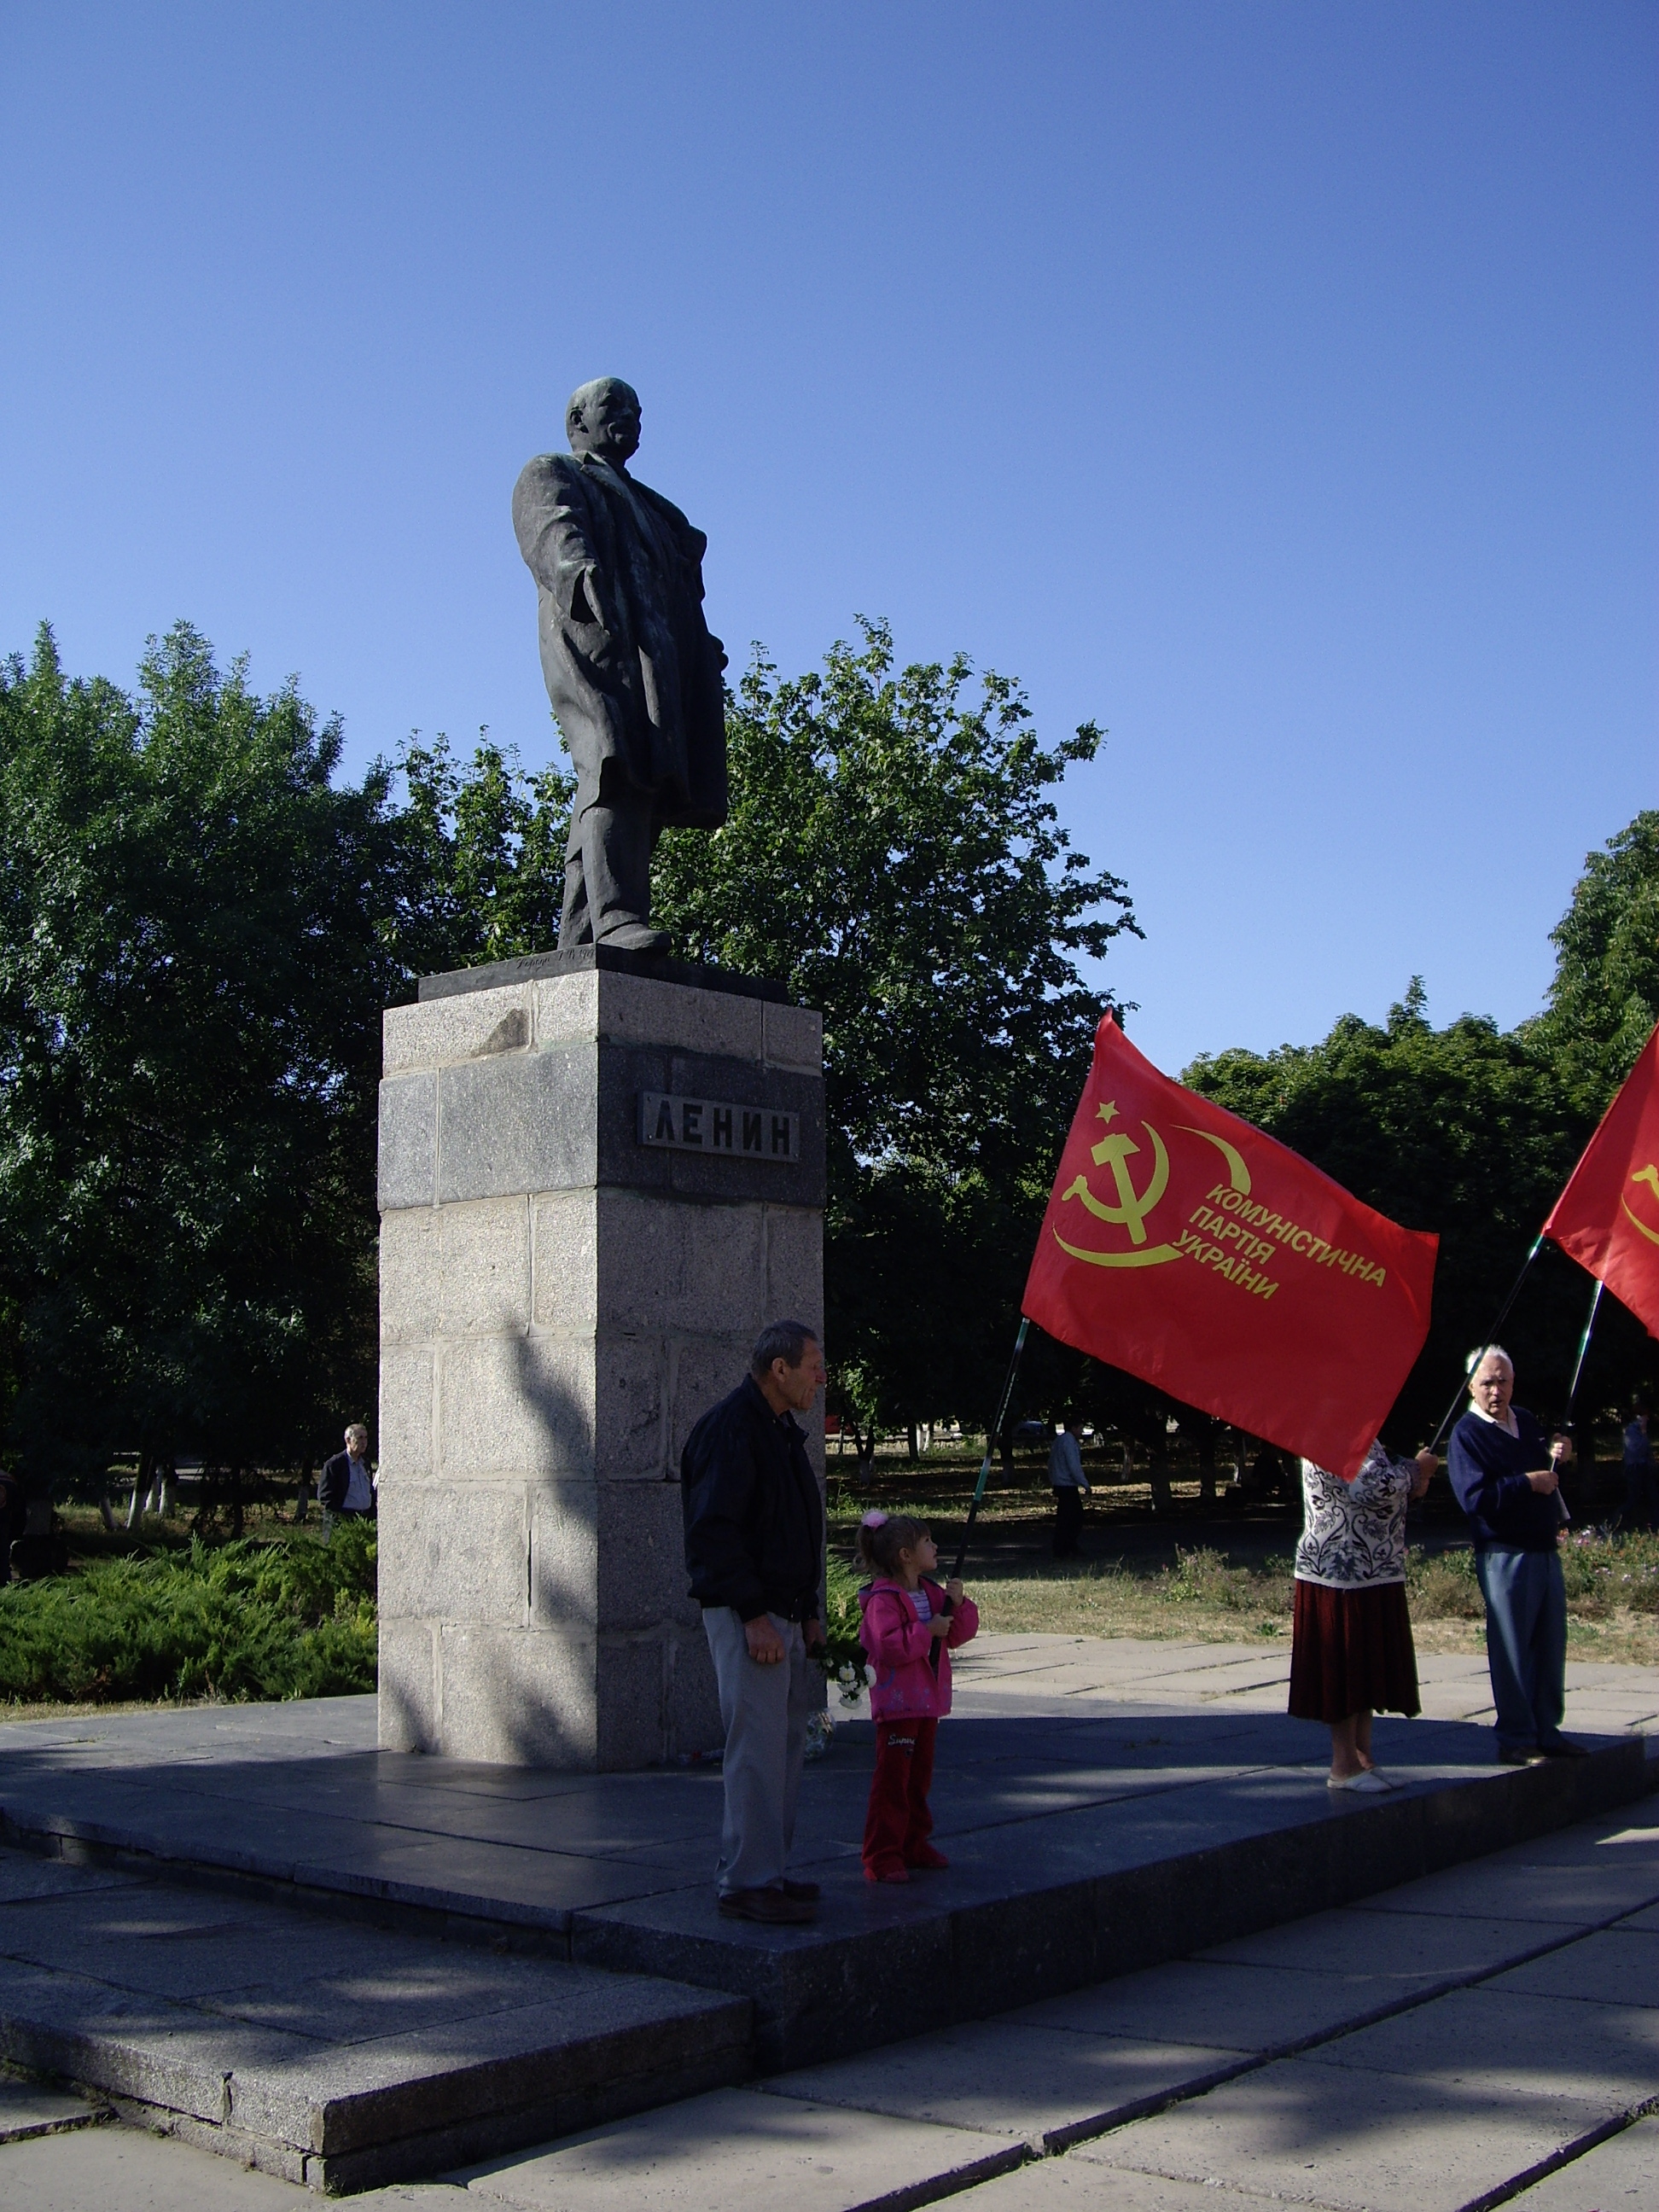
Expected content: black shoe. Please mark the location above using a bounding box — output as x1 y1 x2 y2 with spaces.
780 1877 821 1901
1538 1738 1591 1759
1498 1746 1541 1765
718 1886 816 1925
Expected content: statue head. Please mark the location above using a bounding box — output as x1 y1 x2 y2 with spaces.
567 377 642 467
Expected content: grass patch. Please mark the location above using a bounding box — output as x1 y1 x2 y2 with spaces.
0 1522 377 1708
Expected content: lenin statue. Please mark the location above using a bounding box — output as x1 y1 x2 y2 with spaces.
513 379 727 956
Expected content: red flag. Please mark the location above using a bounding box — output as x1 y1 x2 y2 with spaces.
1022 1016 1438 1478
1543 1022 1659 1341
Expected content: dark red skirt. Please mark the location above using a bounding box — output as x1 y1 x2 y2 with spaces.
1288 1579 1420 1723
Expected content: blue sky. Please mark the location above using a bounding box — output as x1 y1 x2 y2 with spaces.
3 2 1653 1075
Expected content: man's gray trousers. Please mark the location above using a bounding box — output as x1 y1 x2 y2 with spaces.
702 1606 817 1895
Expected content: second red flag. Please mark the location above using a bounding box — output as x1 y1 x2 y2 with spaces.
1022 1016 1438 1478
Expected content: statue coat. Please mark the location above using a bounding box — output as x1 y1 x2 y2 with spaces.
512 449 727 828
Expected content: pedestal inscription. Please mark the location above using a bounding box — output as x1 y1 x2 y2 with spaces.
375 952 825 1768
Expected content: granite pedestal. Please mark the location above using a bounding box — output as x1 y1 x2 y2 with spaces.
375 946 826 1770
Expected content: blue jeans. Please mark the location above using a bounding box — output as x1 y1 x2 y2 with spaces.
1475 1547 1566 1753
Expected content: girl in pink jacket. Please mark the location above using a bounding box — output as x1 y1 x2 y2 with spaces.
854 1511 980 1883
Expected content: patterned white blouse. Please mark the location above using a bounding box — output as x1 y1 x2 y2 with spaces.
1295 1441 1417 1590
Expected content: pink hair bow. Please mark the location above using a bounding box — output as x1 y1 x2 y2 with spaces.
860 1509 888 1528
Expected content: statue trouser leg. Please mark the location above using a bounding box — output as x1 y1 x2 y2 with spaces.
561 801 667 953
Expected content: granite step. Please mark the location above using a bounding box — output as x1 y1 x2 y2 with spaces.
0 1849 750 2195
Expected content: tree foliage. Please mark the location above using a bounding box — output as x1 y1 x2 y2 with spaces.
0 625 398 1491
651 622 1138 1433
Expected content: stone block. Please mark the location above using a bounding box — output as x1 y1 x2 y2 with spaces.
531 1481 601 1633
381 1196 530 1343
668 1335 754 1472
592 1191 768 1338
595 1480 698 1633
666 1623 725 1759
383 984 533 1077
596 1634 669 1770
595 969 766 1060
533 1189 598 1334
378 1344 434 1481
437 1043 598 1202
765 1206 824 1332
595 1335 668 1476
377 1072 436 1210
764 998 824 1072
375 1482 528 1627
531 966 599 1046
438 1626 597 1767
438 1336 594 1479
376 1617 438 1749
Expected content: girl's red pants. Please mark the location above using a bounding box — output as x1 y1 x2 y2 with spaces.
863 1716 938 1876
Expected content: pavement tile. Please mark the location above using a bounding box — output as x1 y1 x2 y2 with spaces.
0 1852 144 1906
1010 1957 1450 2052
1306 1986 1659 2110
952 2163 1287 2209
760 2019 1238 2144
1074 2054 1615 2212
1483 1925 1659 2009
0 2122 317 2208
0 2075 103 2141
1356 1854 1659 1926
456 2084 1025 2211
1503 2113 1659 2210
1199 1906 1551 1986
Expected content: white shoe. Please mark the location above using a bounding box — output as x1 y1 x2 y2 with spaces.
1328 1770 1391 1793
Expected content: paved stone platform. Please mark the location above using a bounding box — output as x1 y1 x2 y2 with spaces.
7 1788 1659 2209
3 1637 1653 2081
0 1846 749 2193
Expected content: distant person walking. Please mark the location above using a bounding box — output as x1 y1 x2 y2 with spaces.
319 1424 375 1529
1622 1405 1656 1533
1289 1440 1435 1790
1049 1421 1090 1557
854 1512 978 1882
682 1320 827 1926
1448 1348 1584 1765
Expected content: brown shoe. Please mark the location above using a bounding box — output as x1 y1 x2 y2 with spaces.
781 1878 820 1901
719 1886 817 1925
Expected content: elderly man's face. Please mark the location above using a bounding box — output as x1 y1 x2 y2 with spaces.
771 1340 827 1414
573 383 641 465
1470 1355 1515 1420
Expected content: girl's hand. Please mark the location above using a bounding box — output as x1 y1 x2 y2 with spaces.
929 1613 951 1639
946 1578 964 1605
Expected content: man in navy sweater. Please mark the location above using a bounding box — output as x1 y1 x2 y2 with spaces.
1448 1348 1585 1764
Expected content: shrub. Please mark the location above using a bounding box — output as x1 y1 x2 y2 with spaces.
0 1522 377 1706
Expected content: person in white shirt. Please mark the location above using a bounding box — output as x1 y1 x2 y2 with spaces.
1049 1421 1090 1558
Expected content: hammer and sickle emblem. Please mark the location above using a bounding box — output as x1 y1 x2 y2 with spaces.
1065 1121 1170 1244
1057 1110 1181 1267
1623 1163 1659 1248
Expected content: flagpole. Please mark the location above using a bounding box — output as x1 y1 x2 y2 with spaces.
1563 1277 1604 1426
951 1317 1030 1581
1426 1234 1545 1456
929 1317 1030 1672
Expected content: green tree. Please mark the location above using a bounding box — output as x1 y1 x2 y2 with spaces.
650 621 1138 1442
1528 810 1659 1103
0 624 399 1494
385 731 572 982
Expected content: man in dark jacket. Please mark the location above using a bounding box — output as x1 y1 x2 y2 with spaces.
319 1424 375 1528
1448 1348 1583 1764
683 1319 826 1924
